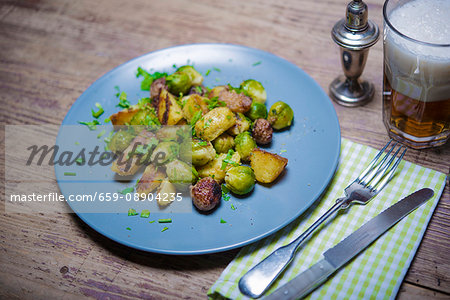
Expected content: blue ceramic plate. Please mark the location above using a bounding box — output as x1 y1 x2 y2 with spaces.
56 44 340 254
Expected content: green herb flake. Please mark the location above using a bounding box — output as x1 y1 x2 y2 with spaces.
75 157 84 165
64 172 76 176
104 118 111 123
158 218 172 223
97 130 106 139
280 149 287 153
78 120 100 131
91 102 104 118
136 67 167 91
161 226 169 232
120 187 134 195
140 209 150 218
197 141 208 146
126 227 132 231
117 91 131 108
190 110 202 126
220 218 227 224
226 115 232 120
149 220 155 224
114 86 121 97
75 141 80 145
128 208 138 216
213 67 221 72
205 69 211 76
231 203 237 210
252 61 262 66
195 86 203 93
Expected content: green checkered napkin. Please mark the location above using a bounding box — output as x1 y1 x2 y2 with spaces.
209 138 446 299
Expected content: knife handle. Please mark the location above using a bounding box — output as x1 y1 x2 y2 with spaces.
263 259 335 300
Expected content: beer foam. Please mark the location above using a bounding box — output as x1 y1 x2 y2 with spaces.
389 0 450 45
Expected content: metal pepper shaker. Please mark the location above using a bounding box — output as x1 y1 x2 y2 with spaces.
329 0 379 106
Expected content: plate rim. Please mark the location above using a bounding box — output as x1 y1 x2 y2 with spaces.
56 43 341 255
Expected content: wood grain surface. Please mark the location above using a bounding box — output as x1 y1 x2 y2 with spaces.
0 0 449 299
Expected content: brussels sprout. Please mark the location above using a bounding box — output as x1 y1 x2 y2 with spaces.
108 130 136 153
165 159 195 189
225 166 255 195
177 65 204 86
234 132 256 161
151 141 179 165
227 113 251 136
166 72 191 95
213 133 235 153
246 102 268 121
192 139 216 166
240 79 267 104
267 101 294 130
129 108 159 126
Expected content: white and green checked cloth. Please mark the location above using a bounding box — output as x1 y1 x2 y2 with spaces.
209 138 447 300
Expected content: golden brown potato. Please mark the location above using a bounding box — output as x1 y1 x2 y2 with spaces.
195 107 236 141
181 94 209 123
190 177 222 211
136 164 165 196
197 152 240 183
155 89 183 125
227 113 251 136
111 130 156 176
250 148 288 183
208 85 228 99
156 179 177 207
110 106 139 129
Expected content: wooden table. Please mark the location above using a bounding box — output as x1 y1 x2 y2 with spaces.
1 0 449 298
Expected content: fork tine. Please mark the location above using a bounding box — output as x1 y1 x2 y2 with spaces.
360 141 397 186
368 144 404 189
356 140 392 182
371 145 407 192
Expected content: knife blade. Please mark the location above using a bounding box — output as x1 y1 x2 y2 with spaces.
263 188 434 300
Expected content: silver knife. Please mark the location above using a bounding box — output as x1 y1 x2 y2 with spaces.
263 188 434 300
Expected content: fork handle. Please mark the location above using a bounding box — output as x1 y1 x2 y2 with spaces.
238 199 345 298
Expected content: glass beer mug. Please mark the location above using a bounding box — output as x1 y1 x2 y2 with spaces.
382 0 450 149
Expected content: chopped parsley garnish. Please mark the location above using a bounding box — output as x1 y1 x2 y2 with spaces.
220 218 227 224
205 69 211 76
231 203 237 210
149 220 155 224
64 172 76 176
195 86 203 93
203 118 213 129
75 141 80 145
114 85 121 97
192 166 199 179
97 130 106 139
280 149 287 153
161 227 169 232
197 141 208 146
104 118 111 123
223 159 239 167
136 67 167 91
158 218 172 223
227 84 242 94
226 115 232 120
213 67 221 72
126 227 131 231
137 97 151 108
79 120 100 130
205 96 226 110
91 102 104 118
140 209 150 218
128 208 138 216
221 149 235 170
120 187 134 195
116 91 130 108
190 110 202 126
252 61 262 66
75 157 85 165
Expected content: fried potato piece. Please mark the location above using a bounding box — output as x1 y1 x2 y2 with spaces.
197 152 240 183
195 107 236 141
250 148 288 183
181 94 209 123
110 106 139 129
154 89 183 125
136 164 165 196
111 130 156 176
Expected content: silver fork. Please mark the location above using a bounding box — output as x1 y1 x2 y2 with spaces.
239 140 407 298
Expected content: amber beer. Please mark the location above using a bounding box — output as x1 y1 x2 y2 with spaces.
382 0 450 148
